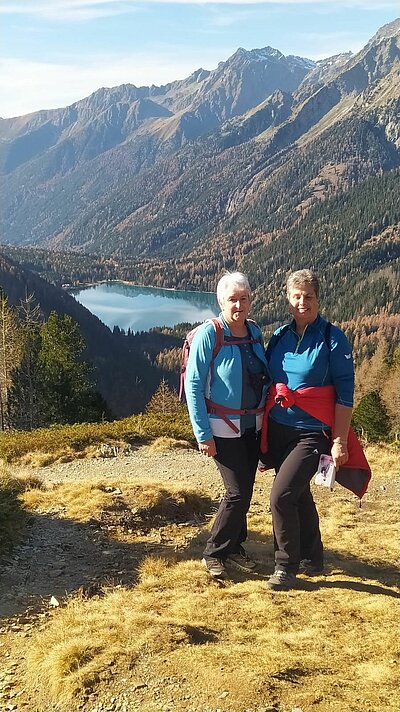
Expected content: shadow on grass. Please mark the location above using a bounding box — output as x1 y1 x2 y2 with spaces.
183 524 275 583
1 501 398 621
183 523 400 592
323 549 399 588
0 489 214 620
0 477 28 557
299 578 400 597
0 512 145 619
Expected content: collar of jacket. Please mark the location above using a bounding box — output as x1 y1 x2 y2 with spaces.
219 313 255 336
288 313 323 334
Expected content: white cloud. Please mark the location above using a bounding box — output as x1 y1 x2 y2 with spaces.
0 1 140 21
206 6 256 29
295 30 368 58
1 0 399 21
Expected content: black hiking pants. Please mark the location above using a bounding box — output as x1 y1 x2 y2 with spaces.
203 428 260 560
268 418 331 574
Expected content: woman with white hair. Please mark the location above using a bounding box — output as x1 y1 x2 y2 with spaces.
185 271 271 578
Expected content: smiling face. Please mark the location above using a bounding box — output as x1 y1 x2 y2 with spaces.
221 285 251 330
288 282 319 330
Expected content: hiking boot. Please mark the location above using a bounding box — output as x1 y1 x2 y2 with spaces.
202 557 226 578
226 546 257 572
299 559 324 576
266 568 297 591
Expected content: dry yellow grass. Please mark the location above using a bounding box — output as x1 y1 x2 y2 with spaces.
22 478 213 529
0 412 194 464
6 445 400 711
18 447 87 467
22 555 399 711
13 436 193 466
148 436 193 452
0 463 43 553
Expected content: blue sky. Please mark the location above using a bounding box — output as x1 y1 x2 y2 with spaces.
1 1 399 118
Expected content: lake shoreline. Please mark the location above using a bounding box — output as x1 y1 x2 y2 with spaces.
66 278 216 296
68 281 219 333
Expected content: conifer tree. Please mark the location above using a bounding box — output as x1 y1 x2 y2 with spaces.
146 378 181 414
381 347 400 438
355 338 390 401
8 295 43 430
352 391 391 442
38 312 106 425
0 289 22 430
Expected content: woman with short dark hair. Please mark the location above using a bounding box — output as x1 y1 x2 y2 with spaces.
261 269 370 591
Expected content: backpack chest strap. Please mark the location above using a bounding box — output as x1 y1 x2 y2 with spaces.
205 398 264 434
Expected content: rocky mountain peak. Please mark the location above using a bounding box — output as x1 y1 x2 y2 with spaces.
190 68 210 83
317 52 353 69
369 17 400 43
341 18 400 89
227 46 293 67
1 16 400 260
286 54 316 71
295 52 353 102
186 45 313 127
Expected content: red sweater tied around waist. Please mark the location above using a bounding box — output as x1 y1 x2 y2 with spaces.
261 383 371 500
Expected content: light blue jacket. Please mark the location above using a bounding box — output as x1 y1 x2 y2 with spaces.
185 315 271 443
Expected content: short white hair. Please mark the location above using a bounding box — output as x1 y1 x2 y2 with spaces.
216 271 251 308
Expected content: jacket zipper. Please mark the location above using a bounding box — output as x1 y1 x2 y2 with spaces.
293 324 308 354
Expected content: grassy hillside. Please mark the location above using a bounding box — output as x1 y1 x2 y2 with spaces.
0 429 398 711
0 412 193 466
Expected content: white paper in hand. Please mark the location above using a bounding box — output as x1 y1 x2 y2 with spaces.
315 454 336 489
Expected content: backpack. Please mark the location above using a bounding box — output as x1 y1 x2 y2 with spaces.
178 317 262 402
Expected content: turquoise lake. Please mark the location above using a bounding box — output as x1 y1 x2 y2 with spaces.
70 282 219 332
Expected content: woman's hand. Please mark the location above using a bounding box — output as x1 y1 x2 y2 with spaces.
198 438 217 457
331 438 349 469
332 403 352 469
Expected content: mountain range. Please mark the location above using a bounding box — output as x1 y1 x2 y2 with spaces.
0 18 399 330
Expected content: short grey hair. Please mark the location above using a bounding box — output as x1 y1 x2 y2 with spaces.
286 269 320 299
216 271 251 308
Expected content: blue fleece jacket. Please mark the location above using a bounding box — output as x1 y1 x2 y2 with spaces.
266 315 354 430
185 315 271 443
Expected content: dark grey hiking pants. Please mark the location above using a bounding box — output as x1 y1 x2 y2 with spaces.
203 428 260 560
268 418 331 574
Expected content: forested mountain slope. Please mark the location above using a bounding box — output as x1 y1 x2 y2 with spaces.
0 18 399 337
5 163 398 325
0 20 398 256
0 254 162 417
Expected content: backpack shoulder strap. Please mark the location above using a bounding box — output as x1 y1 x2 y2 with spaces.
245 319 263 345
179 317 223 401
205 318 224 392
323 321 332 351
267 323 291 353
211 317 225 359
